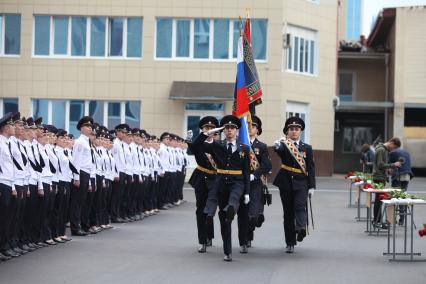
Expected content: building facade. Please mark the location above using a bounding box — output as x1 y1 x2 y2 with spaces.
335 6 426 173
0 0 337 175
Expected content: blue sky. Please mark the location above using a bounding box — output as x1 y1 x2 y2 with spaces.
363 0 426 36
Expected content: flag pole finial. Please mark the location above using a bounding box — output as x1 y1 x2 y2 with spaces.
246 8 250 19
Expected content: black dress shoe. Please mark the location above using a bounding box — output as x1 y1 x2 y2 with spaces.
21 244 33 251
13 247 27 254
0 252 12 261
246 240 252 248
206 239 212 247
297 229 306 242
72 230 88 236
3 249 20 257
36 242 48 247
198 244 207 253
27 242 38 249
240 245 248 254
225 206 235 223
223 254 232 262
286 245 294 253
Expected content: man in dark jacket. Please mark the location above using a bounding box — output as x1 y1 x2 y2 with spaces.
372 137 402 226
389 146 413 225
273 117 315 254
186 116 218 253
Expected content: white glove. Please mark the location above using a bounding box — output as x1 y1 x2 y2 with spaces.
206 126 224 136
250 174 255 181
274 140 281 149
244 194 250 204
308 189 314 197
185 130 193 141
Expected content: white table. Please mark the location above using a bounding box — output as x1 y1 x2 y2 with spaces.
382 199 426 262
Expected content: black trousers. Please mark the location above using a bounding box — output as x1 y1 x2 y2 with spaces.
119 174 132 218
55 181 70 236
70 171 90 232
247 180 264 242
111 172 125 220
40 183 53 241
194 179 215 245
279 180 308 246
102 179 112 225
90 175 104 227
237 200 249 247
27 184 40 243
82 177 96 230
0 183 13 251
216 179 244 255
10 185 26 248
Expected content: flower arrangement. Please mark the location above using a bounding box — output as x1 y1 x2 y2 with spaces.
390 191 418 200
419 224 426 237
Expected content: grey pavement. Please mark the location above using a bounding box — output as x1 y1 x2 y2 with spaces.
1 176 426 284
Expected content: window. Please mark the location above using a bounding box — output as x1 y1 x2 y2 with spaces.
125 101 141 128
342 127 373 153
0 98 19 117
90 17 106 56
339 71 356 102
286 101 310 143
155 18 267 61
31 99 141 137
285 25 317 75
54 16 69 55
71 17 87 56
33 15 143 58
404 108 426 127
184 103 224 140
0 14 21 55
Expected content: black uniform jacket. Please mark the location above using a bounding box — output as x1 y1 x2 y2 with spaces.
187 135 216 188
273 140 316 190
193 133 250 195
251 138 272 179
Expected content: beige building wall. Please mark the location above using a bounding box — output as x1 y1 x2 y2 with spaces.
1 0 337 174
393 7 426 138
283 0 337 151
339 60 386 101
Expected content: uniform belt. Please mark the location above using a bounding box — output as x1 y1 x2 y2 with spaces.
281 164 303 174
196 166 216 175
216 169 243 175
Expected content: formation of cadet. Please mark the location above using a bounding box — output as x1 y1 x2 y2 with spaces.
0 112 188 261
189 114 315 261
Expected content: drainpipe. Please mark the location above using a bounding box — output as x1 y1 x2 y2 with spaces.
384 53 389 141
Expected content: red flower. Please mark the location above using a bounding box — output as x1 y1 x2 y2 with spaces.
363 184 373 189
345 172 354 179
419 228 426 237
376 193 390 201
354 177 362 183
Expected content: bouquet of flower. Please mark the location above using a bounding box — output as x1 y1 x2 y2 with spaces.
390 191 418 200
363 183 373 189
419 224 426 237
345 172 355 179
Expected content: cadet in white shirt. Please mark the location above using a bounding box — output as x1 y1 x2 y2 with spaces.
70 116 94 236
0 113 19 260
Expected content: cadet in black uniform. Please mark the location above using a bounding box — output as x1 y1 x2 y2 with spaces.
186 116 218 253
247 115 272 248
194 115 250 262
273 117 315 253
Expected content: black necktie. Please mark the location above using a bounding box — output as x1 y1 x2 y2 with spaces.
17 142 28 166
53 149 62 173
46 149 56 174
64 149 68 156
8 142 23 171
36 144 45 168
227 143 233 155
